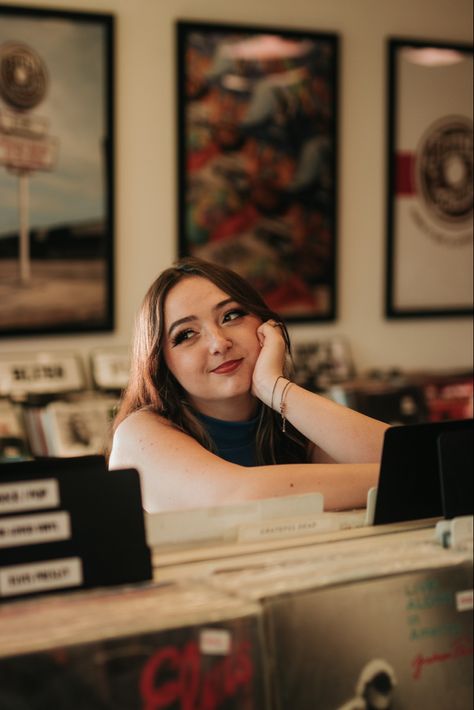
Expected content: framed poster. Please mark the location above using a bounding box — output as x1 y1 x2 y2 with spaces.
385 37 473 318
177 20 339 322
0 5 114 336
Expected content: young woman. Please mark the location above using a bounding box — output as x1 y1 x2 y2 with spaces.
109 257 389 512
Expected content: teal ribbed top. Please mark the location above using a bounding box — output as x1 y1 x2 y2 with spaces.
196 411 259 467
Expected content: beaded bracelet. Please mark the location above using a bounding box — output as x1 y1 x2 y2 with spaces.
279 380 293 432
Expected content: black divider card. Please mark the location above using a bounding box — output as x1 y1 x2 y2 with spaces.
0 455 107 483
0 467 147 547
0 545 153 600
0 459 152 600
0 457 106 533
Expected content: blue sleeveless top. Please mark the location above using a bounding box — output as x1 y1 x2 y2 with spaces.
196 412 259 467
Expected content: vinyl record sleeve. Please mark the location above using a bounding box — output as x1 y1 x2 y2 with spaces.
0 616 267 710
206 525 470 601
22 406 49 456
40 396 117 457
0 581 268 709
150 520 438 586
0 399 30 461
90 347 130 392
263 563 472 710
0 400 25 436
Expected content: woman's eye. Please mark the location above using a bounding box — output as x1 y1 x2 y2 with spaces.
223 308 247 323
171 329 195 346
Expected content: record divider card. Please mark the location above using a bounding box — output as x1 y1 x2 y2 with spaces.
0 456 152 601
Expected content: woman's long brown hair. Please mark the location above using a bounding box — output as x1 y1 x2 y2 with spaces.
113 257 308 465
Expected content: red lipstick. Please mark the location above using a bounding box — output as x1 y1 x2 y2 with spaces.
211 359 243 374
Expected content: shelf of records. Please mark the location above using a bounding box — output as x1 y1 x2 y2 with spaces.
0 348 130 462
0 395 116 462
291 338 473 426
0 345 472 462
0 347 131 399
0 438 472 707
325 369 474 426
0 510 472 709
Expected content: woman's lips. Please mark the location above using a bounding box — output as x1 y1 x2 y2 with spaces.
211 358 243 374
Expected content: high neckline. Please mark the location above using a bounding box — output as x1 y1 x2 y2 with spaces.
195 410 259 466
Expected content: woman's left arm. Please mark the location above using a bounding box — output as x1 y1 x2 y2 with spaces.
252 321 390 464
272 382 389 463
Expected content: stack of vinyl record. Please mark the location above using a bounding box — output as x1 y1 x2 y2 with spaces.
0 456 152 602
0 349 119 458
0 579 268 709
205 525 473 710
22 394 118 457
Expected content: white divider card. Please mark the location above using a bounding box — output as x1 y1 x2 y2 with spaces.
238 510 367 542
146 492 324 547
0 478 60 514
0 511 71 548
435 516 473 549
456 589 473 612
238 488 375 542
0 557 83 597
199 628 232 655
365 486 378 525
0 352 85 397
90 348 130 390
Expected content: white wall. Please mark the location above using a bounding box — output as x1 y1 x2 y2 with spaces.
2 0 473 374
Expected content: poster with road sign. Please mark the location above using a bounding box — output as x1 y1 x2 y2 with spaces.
0 6 114 336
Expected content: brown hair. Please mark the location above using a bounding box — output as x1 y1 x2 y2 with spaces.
113 257 308 464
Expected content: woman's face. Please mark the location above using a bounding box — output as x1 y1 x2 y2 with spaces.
162 275 263 419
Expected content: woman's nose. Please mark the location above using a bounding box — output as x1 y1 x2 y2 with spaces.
206 327 232 354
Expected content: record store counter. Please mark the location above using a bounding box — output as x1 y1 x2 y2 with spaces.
0 509 472 710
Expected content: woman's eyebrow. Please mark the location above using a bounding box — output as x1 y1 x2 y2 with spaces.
214 297 235 311
167 298 236 337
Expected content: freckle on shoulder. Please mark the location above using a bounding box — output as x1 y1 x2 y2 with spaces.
120 409 169 432
112 411 168 449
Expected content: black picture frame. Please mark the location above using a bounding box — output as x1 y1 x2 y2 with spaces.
177 20 339 323
0 4 115 337
385 37 473 319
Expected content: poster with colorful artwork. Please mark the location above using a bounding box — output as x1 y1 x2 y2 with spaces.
177 21 338 322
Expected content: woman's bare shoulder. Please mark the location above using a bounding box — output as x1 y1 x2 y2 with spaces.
114 409 172 436
109 409 179 469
